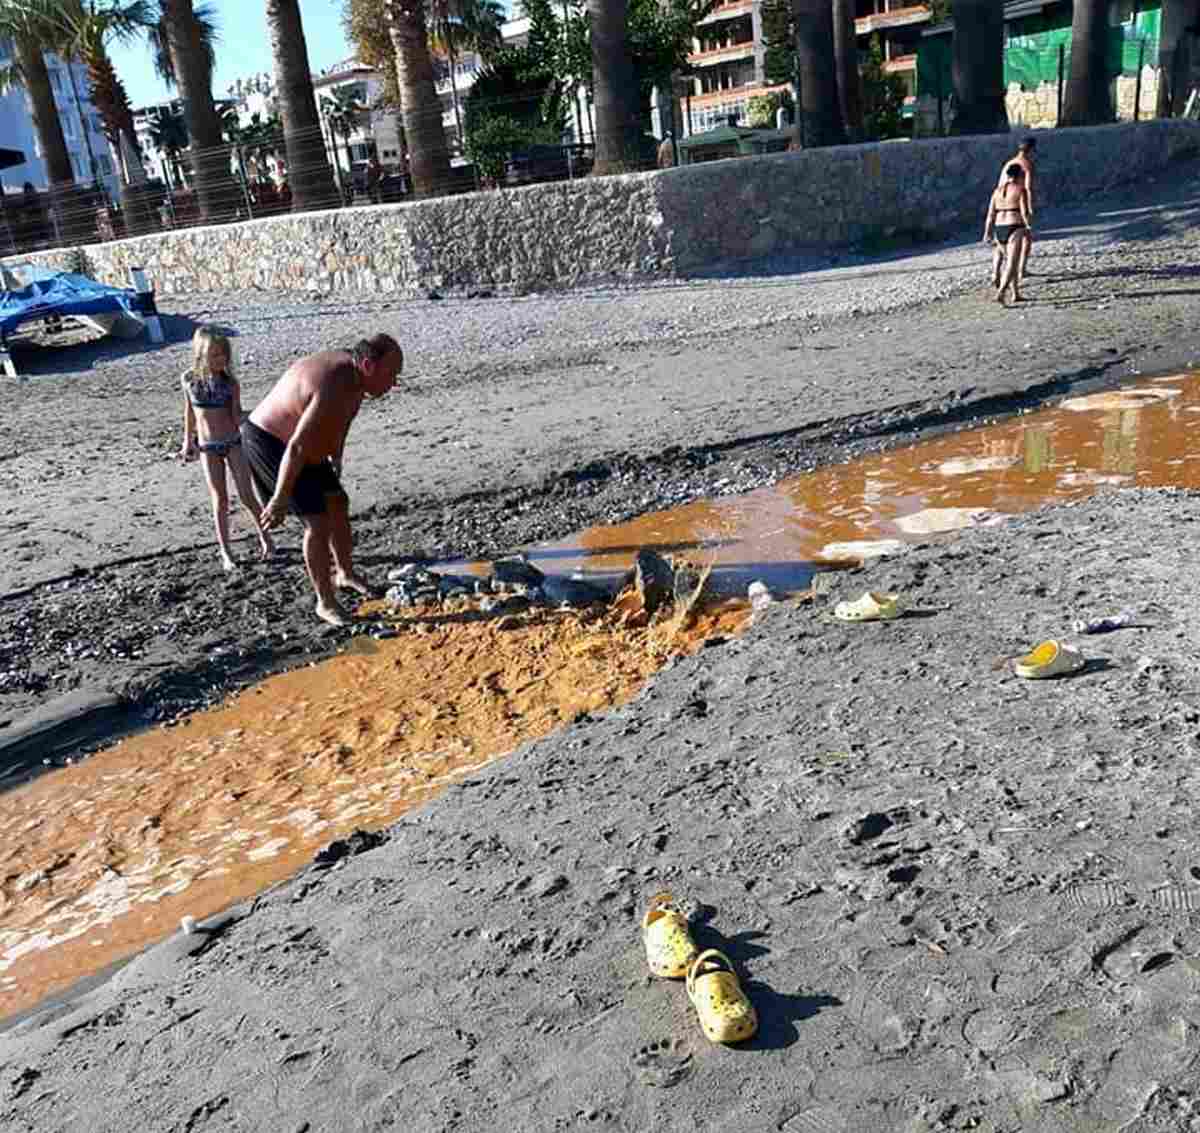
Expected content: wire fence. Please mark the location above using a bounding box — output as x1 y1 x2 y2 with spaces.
0 103 677 258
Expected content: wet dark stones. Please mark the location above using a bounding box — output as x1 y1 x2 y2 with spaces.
493 555 545 589
635 550 674 617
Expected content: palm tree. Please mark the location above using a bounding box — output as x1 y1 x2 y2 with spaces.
427 0 503 150
0 0 75 188
1061 0 1113 125
831 0 862 141
1157 0 1195 117
385 0 451 196
590 0 640 174
792 0 845 147
47 0 156 231
949 0 1006 134
148 100 188 184
266 0 338 210
224 108 280 183
154 0 229 219
320 85 363 190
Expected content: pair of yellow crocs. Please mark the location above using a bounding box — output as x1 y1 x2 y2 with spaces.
641 892 757 1044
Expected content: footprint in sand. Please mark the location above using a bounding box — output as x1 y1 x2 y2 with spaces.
1150 882 1200 915
630 1038 693 1088
1064 880 1132 911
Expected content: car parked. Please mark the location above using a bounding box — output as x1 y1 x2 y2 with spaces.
503 144 594 188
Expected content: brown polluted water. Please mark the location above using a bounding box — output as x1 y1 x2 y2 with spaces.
1 371 1195 1021
527 374 1193 588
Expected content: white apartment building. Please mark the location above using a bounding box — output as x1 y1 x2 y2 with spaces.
312 58 402 174
0 37 121 200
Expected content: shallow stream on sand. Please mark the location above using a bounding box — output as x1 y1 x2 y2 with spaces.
2 371 1196 1021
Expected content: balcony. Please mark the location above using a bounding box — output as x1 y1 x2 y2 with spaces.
854 4 930 35
688 41 755 67
885 53 917 73
689 82 777 108
697 0 754 26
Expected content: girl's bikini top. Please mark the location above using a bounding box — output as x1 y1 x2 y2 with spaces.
183 369 234 410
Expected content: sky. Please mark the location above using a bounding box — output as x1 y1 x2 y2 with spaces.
107 0 354 110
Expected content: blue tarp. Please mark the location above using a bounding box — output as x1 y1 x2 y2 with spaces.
0 272 139 339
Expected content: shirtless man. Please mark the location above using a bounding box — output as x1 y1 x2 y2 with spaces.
995 136 1037 284
242 334 403 626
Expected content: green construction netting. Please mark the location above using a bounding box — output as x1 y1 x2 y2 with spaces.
917 7 1161 97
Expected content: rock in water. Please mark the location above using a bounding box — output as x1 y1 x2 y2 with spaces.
635 549 674 616
493 554 545 589
540 574 609 608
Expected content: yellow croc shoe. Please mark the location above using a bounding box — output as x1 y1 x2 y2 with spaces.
1014 639 1085 679
642 891 699 979
833 591 902 622
687 949 758 1044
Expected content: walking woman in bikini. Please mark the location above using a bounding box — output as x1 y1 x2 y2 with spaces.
983 163 1032 306
179 326 274 571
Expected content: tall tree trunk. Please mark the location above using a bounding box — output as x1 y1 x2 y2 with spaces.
1157 0 1199 117
792 0 846 147
949 0 1007 134
1061 0 1113 125
160 0 228 220
446 27 464 150
13 36 74 186
83 46 154 233
266 0 339 211
831 0 863 141
386 0 452 196
590 0 642 174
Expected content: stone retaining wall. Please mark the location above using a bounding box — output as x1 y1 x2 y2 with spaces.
7 119 1199 297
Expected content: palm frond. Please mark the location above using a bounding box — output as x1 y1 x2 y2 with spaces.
0 0 68 45
150 0 218 88
0 58 25 95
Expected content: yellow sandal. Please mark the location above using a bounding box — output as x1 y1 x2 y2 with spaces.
641 892 699 979
686 948 758 1044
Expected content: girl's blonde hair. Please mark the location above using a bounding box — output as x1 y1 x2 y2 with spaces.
191 325 233 379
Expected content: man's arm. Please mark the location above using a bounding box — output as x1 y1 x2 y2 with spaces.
259 389 329 528
331 400 361 478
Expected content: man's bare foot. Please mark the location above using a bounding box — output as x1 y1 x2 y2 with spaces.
995 289 1007 305
221 555 239 573
334 572 376 597
259 536 276 560
316 601 353 627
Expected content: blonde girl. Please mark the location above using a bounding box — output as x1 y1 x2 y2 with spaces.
180 326 274 571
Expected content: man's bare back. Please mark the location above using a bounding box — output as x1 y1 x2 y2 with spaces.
241 334 403 628
249 350 362 461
